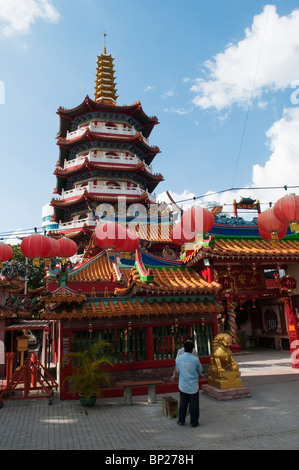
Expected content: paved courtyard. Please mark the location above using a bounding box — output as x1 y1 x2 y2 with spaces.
0 350 299 452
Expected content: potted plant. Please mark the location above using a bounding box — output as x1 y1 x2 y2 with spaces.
63 340 113 406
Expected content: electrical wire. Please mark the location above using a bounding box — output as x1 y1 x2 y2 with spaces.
231 0 272 187
0 180 296 239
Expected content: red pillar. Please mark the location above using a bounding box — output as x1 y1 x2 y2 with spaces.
146 326 154 361
285 297 299 369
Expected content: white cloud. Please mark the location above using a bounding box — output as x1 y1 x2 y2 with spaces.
161 88 175 99
157 190 196 211
159 106 299 219
163 106 191 115
252 106 299 193
192 107 299 217
0 0 60 37
191 5 299 111
144 85 155 92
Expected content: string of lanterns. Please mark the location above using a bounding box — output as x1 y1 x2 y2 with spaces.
94 221 140 253
258 193 299 240
170 206 215 246
19 234 77 266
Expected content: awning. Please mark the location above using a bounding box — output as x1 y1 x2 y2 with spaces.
5 321 50 331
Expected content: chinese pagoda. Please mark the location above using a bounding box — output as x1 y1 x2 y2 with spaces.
50 44 164 255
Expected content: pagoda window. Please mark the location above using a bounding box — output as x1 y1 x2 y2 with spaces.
106 181 121 189
105 122 117 130
127 182 137 188
78 213 87 220
105 151 119 159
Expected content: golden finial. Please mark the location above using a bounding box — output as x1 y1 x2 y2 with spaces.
94 33 118 103
103 32 107 55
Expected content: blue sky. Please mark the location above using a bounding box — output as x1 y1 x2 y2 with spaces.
1 0 299 239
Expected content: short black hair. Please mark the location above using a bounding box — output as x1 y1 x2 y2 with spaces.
184 341 193 353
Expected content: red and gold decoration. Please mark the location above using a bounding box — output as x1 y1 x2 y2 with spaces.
20 233 53 266
274 193 299 228
94 222 140 254
170 206 214 247
57 237 77 264
257 208 288 241
20 233 77 266
280 275 297 294
0 243 13 268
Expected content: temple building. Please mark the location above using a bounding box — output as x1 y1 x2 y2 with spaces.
2 45 299 403
37 45 224 399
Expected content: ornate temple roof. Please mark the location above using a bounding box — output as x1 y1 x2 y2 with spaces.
57 96 159 140
183 237 299 266
57 129 160 156
54 159 164 194
40 295 223 321
50 190 155 213
114 265 221 297
68 251 116 283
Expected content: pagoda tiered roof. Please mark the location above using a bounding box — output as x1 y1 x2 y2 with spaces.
51 190 155 214
57 96 159 139
57 128 160 155
54 158 164 194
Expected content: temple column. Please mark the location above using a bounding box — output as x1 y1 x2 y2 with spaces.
146 326 154 361
227 298 240 352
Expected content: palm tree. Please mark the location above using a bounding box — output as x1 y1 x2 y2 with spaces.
63 340 113 405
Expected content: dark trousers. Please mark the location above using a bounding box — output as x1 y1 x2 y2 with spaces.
179 390 199 426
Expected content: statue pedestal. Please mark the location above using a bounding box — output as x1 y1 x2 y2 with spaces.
208 370 242 390
201 384 251 401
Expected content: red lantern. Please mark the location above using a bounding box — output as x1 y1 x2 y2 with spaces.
94 222 127 251
274 194 299 225
57 237 77 258
20 234 53 264
280 275 297 293
258 226 287 241
0 243 13 267
42 238 60 266
47 238 60 257
170 221 195 246
181 206 214 236
257 208 287 235
121 229 140 252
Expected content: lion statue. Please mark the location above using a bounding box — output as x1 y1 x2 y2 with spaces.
208 333 242 389
210 333 239 373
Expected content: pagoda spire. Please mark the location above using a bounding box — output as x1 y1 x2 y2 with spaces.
94 34 118 103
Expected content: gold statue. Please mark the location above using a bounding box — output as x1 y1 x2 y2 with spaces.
208 333 242 390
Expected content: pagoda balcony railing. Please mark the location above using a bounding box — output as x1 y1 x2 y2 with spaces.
63 151 153 173
59 215 97 230
66 122 150 145
61 182 156 203
62 181 148 198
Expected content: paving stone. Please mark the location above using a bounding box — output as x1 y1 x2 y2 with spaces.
0 350 299 450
